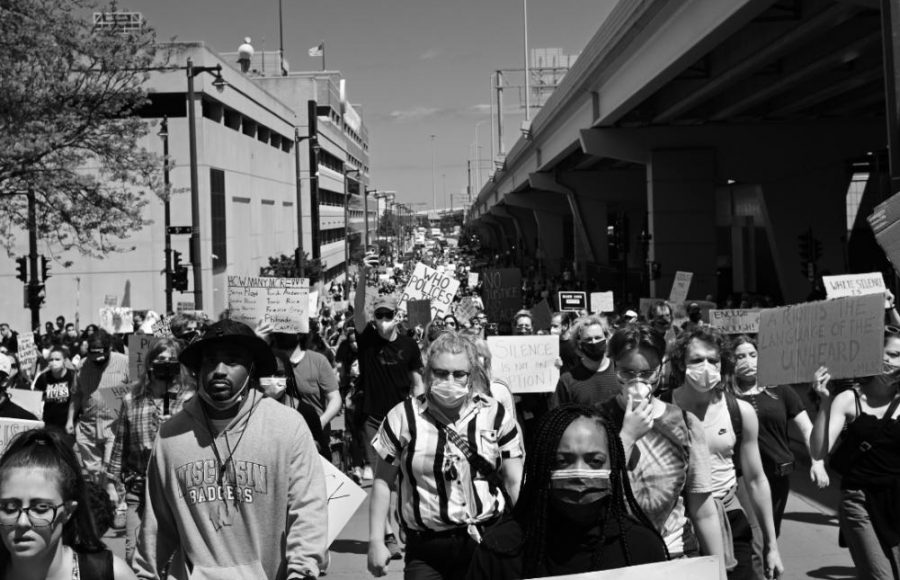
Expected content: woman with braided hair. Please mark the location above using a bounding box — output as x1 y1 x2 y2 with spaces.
466 404 667 579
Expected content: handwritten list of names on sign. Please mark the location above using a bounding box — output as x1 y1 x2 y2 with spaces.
228 276 310 333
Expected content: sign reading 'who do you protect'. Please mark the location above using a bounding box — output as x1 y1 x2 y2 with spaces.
398 262 460 319
227 276 310 333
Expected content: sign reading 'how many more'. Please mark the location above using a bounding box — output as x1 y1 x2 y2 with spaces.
228 276 310 333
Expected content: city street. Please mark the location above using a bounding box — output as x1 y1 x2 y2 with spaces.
104 467 855 579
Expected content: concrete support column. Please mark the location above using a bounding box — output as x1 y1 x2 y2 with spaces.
533 211 566 276
647 149 717 299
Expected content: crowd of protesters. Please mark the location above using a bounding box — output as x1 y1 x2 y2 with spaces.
0 240 897 579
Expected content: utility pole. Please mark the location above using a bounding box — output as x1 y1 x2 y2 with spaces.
523 0 531 122
27 189 40 331
430 134 437 211
160 117 173 314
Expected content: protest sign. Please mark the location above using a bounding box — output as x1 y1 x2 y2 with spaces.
534 556 721 580
320 456 368 546
128 334 156 382
227 276 310 333
454 296 479 325
16 332 38 375
309 291 320 316
98 384 131 417
407 300 433 328
151 317 172 337
99 307 133 334
590 291 615 313
468 272 479 287
482 268 522 324
558 291 587 311
398 262 460 319
709 310 761 334
104 295 118 307
823 272 886 299
487 336 560 394
668 271 693 304
176 301 195 313
531 299 553 331
869 191 900 271
7 389 43 420
0 418 44 455
758 294 884 385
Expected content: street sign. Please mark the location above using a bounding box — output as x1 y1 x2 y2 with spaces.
558 291 587 312
167 226 193 235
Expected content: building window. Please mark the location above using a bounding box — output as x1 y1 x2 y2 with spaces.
210 168 227 272
845 170 869 235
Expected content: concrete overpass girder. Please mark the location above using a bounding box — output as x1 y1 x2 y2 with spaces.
530 172 597 264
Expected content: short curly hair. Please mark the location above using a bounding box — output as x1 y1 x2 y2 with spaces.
669 326 733 387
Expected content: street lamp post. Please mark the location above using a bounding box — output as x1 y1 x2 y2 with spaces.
186 57 225 311
430 134 437 211
159 117 173 313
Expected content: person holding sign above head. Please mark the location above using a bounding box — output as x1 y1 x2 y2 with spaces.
466 404 668 580
367 331 523 580
551 315 619 409
597 324 726 566
134 319 327 580
810 326 900 580
664 327 784 580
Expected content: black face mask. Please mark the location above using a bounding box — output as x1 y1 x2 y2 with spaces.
151 361 182 381
580 340 607 361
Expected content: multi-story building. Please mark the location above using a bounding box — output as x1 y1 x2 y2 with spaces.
0 41 374 330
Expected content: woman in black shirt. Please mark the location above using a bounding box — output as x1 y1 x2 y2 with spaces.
467 404 667 579
32 346 76 431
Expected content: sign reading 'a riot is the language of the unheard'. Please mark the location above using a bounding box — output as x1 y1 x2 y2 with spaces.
758 294 883 385
228 276 310 333
398 262 460 319
487 335 560 394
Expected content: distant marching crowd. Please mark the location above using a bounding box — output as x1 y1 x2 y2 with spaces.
0 243 898 580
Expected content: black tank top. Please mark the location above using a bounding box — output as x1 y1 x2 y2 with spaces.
841 389 900 489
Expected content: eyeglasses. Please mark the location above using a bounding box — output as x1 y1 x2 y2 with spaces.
615 367 661 382
0 502 66 527
431 368 471 382
374 311 395 321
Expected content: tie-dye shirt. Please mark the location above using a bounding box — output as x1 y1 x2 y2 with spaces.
601 399 713 557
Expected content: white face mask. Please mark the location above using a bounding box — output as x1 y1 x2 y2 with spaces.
199 366 253 411
48 358 65 372
735 358 757 378
685 362 721 392
428 380 469 410
259 376 287 399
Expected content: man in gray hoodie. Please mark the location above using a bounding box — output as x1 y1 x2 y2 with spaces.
134 319 327 580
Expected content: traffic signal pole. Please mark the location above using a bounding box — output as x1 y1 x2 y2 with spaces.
27 189 40 331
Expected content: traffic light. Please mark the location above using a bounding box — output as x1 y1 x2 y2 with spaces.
27 283 45 309
812 239 823 262
40 255 50 281
15 256 27 283
172 251 189 292
798 231 811 263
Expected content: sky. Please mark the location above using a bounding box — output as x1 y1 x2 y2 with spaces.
124 0 618 208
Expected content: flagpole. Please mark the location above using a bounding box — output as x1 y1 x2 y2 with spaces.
278 0 286 76
321 40 325 71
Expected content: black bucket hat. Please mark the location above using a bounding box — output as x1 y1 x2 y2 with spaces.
179 319 277 376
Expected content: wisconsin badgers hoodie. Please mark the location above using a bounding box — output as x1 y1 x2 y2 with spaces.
134 389 327 580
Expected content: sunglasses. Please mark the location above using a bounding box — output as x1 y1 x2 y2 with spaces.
431 368 470 382
374 311 395 321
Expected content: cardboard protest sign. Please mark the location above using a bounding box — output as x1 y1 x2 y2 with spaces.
398 262 460 319
823 272 886 299
98 384 132 417
468 272 479 287
308 291 320 316
407 300 433 328
0 418 44 455
533 556 721 580
531 299 553 331
99 307 133 334
487 336 560 394
320 456 368 546
709 310 761 334
16 332 38 375
758 295 884 385
590 291 615 313
868 191 900 271
558 291 587 312
7 389 43 420
668 271 693 304
227 276 310 333
481 269 522 324
128 334 156 382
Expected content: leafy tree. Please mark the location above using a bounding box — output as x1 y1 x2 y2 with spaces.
0 0 162 257
260 251 324 283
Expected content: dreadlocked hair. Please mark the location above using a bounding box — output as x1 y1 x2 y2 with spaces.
516 404 668 577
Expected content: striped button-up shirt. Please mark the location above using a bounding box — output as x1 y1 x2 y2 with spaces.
372 393 522 533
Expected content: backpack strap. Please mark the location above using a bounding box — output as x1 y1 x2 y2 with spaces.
77 549 114 580
724 391 743 477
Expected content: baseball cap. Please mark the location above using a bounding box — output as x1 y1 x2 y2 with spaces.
373 295 398 312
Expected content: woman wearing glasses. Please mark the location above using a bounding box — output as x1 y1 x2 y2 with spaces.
597 324 727 567
811 326 900 580
551 315 618 408
0 428 136 579
367 331 524 579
